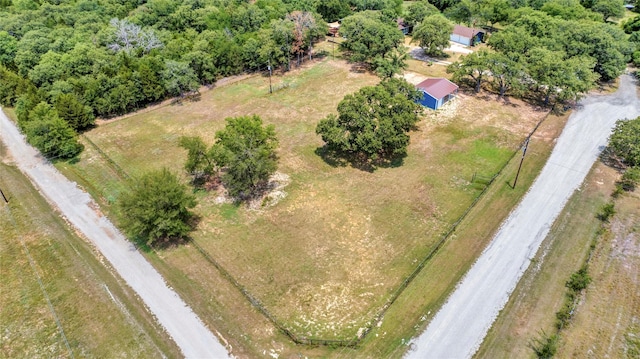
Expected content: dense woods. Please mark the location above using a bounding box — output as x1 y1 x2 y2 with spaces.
0 0 638 158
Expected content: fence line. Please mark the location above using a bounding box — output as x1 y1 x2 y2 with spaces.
81 134 130 180
83 78 555 347
187 110 554 347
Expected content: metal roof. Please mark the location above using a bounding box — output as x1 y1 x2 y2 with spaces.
416 78 458 99
452 25 484 39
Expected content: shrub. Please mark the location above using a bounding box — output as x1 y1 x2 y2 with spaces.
596 202 615 222
619 167 640 192
565 266 591 293
530 331 559 359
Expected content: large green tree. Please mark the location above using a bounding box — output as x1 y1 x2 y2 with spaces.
447 49 491 93
118 168 197 245
316 0 351 22
404 1 440 28
608 117 640 167
525 48 598 105
486 52 524 98
54 93 95 131
0 31 17 68
339 11 405 68
21 102 84 159
162 60 199 97
411 14 454 56
316 78 421 162
592 0 624 21
211 115 279 198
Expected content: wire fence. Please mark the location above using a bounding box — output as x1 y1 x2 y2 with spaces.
79 77 555 348
183 109 555 348
81 134 130 180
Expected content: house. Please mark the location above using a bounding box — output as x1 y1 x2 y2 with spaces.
397 18 410 35
416 78 458 110
450 25 485 46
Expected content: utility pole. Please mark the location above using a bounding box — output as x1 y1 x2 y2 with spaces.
512 137 530 189
268 60 273 94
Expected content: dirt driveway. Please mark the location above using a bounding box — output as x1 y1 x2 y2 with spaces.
406 74 640 358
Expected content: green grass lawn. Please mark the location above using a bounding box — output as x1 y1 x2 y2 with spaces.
0 159 179 358
55 57 556 355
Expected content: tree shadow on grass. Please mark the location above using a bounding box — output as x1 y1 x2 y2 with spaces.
314 146 405 172
599 146 627 171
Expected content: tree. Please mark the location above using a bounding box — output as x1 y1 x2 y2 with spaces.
618 167 640 192
447 49 491 93
316 0 351 22
179 135 217 184
162 60 199 97
374 47 408 79
486 52 524 98
135 56 166 102
476 0 512 26
404 1 440 28
526 48 598 105
540 0 601 21
623 15 640 33
211 115 279 198
14 29 51 76
339 11 405 68
558 21 630 82
118 168 197 245
0 31 17 68
107 18 163 54
592 0 624 21
487 25 540 60
411 15 454 56
0 66 30 106
287 11 327 66
608 117 640 167
21 102 84 159
54 93 95 131
316 78 421 162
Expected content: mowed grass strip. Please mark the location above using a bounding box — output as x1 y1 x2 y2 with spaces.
556 187 640 358
59 58 547 341
475 161 639 359
344 111 568 358
0 160 178 358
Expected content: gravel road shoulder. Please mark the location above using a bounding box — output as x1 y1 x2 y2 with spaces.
406 74 640 358
0 109 230 359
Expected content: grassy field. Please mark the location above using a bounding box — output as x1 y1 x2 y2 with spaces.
0 153 179 358
54 57 561 356
476 161 640 359
557 188 640 358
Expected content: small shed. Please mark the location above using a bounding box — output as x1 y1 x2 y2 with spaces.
450 25 485 46
416 78 458 110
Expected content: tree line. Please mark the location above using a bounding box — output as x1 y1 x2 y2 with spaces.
444 1 632 105
2 0 637 159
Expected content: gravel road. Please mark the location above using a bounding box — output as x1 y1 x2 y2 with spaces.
406 74 640 359
0 109 229 359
